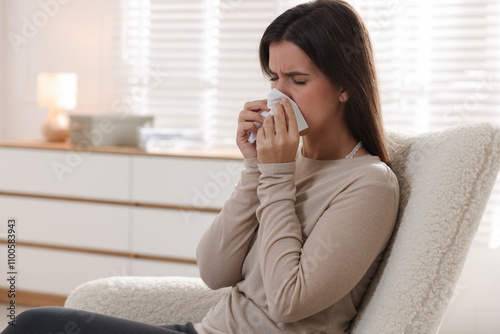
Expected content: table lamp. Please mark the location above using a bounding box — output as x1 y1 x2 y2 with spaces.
37 73 77 142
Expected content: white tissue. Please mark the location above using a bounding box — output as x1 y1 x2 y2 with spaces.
247 89 308 143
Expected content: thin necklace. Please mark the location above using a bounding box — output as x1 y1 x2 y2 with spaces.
345 141 363 159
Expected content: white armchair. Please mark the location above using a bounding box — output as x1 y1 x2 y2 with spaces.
65 123 500 333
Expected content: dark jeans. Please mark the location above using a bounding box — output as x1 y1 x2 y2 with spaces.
1 307 199 334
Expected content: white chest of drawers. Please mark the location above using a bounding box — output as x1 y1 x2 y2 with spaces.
0 141 243 306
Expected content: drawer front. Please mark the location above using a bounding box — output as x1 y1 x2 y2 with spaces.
0 148 130 201
0 196 129 252
132 156 243 208
132 207 215 260
0 246 130 295
131 259 200 278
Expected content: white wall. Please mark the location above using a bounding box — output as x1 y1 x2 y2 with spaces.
0 0 117 140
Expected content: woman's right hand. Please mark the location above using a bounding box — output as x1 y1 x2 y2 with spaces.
236 100 269 159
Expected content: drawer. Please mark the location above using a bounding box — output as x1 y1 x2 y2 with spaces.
0 148 130 201
131 259 200 278
132 156 243 208
0 196 130 252
0 246 130 295
132 207 215 259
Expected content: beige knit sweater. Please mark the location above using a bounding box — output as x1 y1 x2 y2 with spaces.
195 150 399 334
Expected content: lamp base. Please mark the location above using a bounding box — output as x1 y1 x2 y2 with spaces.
42 108 70 142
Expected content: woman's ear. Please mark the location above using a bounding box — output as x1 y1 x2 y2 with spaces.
339 89 349 103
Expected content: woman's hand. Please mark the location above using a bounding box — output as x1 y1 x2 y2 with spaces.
236 100 269 159
257 99 300 164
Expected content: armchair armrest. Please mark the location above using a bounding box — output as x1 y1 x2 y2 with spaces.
64 276 229 326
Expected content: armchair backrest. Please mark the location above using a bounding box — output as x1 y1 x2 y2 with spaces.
351 123 500 333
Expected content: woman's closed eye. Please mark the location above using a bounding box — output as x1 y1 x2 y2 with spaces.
269 77 306 86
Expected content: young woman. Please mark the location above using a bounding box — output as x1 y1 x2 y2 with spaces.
194 1 399 333
2 1 398 333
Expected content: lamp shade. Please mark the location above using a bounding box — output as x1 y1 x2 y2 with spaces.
37 73 77 110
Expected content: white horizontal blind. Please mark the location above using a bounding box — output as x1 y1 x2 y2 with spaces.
116 0 207 129
112 0 153 116
149 0 209 130
208 1 274 146
116 0 307 147
349 0 500 249
350 0 500 131
210 0 310 146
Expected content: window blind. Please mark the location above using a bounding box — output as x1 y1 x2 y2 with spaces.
349 0 500 249
116 0 307 147
351 0 500 131
115 0 500 248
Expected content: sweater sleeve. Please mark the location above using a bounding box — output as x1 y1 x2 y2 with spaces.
196 157 261 290
255 162 399 323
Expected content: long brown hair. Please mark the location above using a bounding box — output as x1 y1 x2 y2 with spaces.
259 0 390 165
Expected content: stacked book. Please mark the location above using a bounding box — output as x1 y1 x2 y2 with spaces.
137 127 205 152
